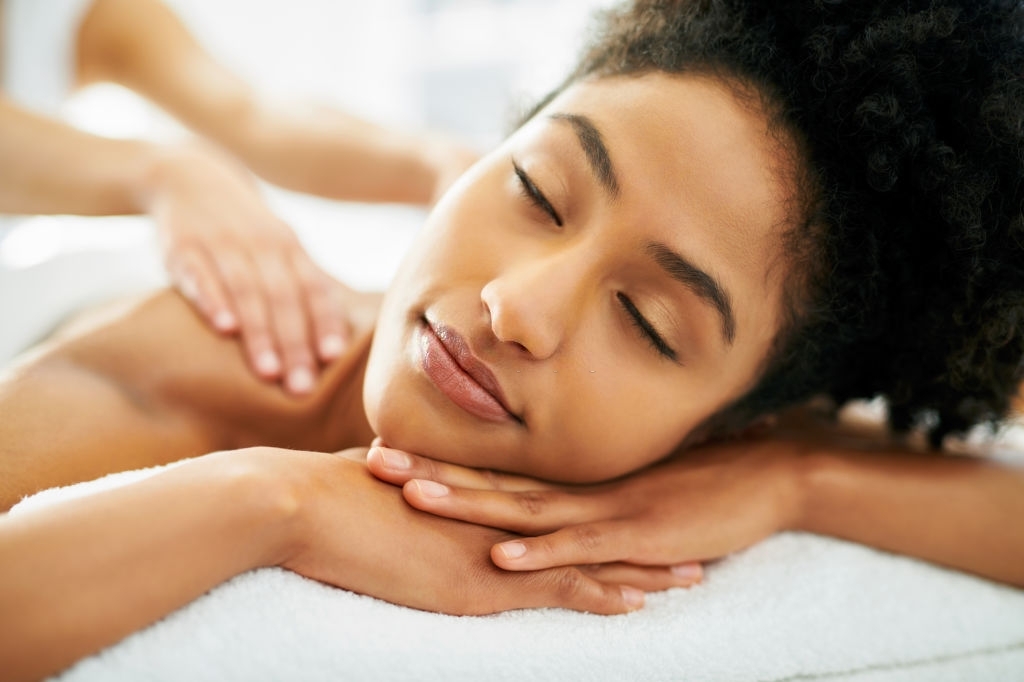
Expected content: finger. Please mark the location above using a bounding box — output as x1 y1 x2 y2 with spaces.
167 250 237 333
491 521 642 570
525 567 644 615
580 562 703 592
212 249 281 380
401 479 601 534
366 446 554 492
291 252 350 363
256 251 317 395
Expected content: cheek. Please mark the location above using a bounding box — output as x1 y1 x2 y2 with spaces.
529 372 698 483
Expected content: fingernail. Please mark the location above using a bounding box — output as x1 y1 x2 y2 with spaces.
256 351 281 376
621 586 645 610
671 563 703 583
413 479 449 498
378 447 411 470
319 334 344 359
498 541 527 560
213 310 236 331
287 366 314 394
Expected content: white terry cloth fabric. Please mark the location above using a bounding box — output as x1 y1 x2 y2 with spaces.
13 464 1024 682
1 0 94 114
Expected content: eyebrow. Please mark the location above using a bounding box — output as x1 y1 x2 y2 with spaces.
646 241 736 345
550 113 620 197
550 111 735 345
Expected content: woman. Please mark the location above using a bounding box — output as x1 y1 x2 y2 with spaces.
1 0 1022 680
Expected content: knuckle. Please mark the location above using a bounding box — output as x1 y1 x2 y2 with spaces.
515 491 549 516
572 525 604 554
550 568 587 602
419 457 440 480
482 468 504 490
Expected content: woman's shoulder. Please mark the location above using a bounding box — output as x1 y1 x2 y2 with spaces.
32 286 380 453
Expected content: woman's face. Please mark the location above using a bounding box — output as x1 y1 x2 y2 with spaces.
364 73 797 483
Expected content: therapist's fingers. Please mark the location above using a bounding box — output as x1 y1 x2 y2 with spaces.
401 479 600 534
168 248 237 334
580 562 703 592
367 446 554 492
255 250 317 395
291 252 351 363
212 249 282 380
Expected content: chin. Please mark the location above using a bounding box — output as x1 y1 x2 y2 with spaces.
376 415 471 467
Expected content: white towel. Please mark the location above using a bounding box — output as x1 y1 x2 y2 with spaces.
12 463 1024 682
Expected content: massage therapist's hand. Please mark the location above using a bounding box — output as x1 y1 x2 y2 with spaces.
143 144 349 394
366 438 807 579
259 446 656 615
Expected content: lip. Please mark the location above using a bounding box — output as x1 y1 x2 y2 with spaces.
417 319 518 423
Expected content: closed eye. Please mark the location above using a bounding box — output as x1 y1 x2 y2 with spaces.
512 159 563 227
616 292 679 362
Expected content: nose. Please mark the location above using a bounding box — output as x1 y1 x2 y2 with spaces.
480 251 588 360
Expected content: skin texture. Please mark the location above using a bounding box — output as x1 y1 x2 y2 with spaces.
364 74 794 482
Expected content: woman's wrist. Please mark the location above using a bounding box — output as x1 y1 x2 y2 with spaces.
202 449 309 571
786 444 834 533
756 438 817 534
133 143 239 213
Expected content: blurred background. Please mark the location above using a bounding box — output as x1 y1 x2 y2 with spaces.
0 0 610 362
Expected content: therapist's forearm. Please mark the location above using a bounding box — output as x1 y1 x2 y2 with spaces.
76 0 465 206
0 453 295 682
232 102 460 205
795 445 1024 586
0 96 159 216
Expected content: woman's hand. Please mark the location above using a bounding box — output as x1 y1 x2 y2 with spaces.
365 437 808 577
267 446 699 614
143 145 349 394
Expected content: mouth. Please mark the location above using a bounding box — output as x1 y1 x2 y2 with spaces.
416 318 521 424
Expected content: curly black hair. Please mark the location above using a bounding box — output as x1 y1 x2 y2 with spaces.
535 0 1024 445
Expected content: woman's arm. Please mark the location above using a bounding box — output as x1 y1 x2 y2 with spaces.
75 0 477 205
0 446 645 682
797 443 1024 584
366 422 1024 587
0 450 294 682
